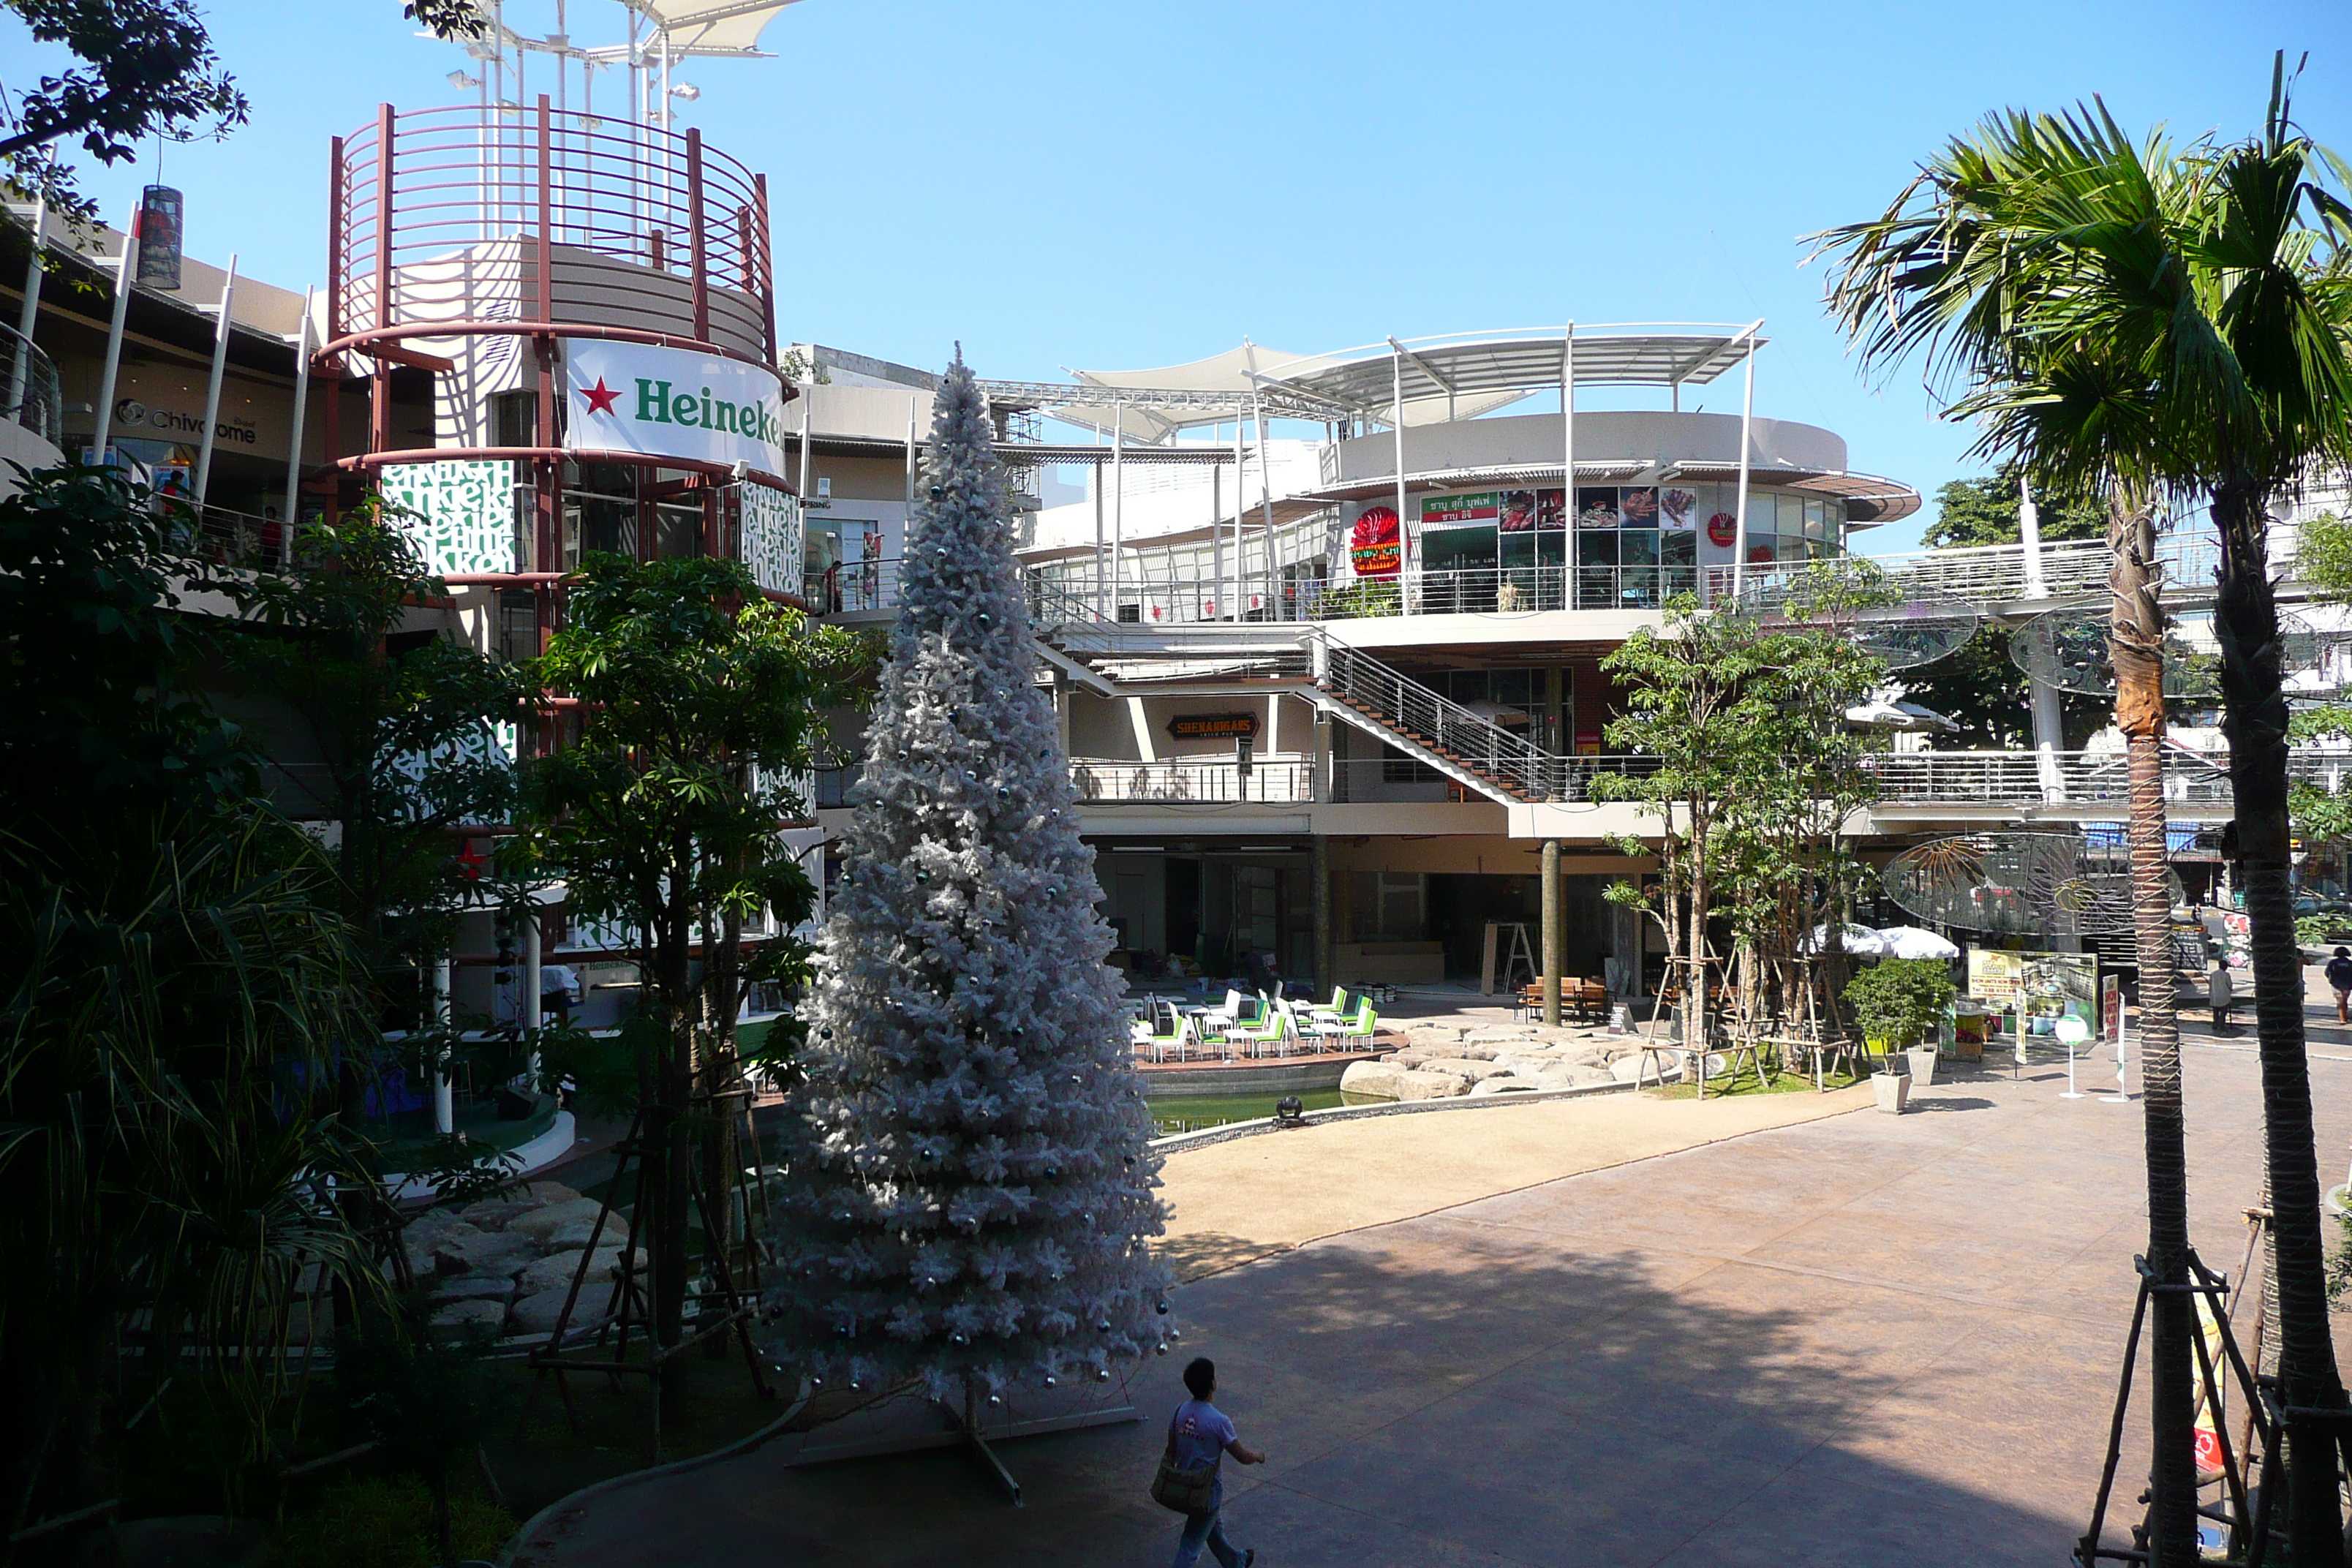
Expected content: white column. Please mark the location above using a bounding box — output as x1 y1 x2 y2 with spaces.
1266 690 1281 755
1253 392 1277 617
1561 325 1575 607
522 905 543 1088
192 255 238 508
1111 399 1126 608
797 377 813 504
432 957 455 1135
2019 472 2048 598
282 288 313 565
905 392 917 505
1392 349 1407 609
1093 459 1106 610
1230 419 1243 620
1210 457 1224 617
1127 697 1156 761
90 209 143 466
1729 325 1761 600
2021 476 2067 801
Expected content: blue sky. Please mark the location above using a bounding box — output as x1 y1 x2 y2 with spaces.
11 0 2348 549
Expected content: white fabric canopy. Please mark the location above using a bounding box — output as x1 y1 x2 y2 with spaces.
1873 926 1961 961
1803 922 1890 958
1050 342 1524 442
630 0 804 55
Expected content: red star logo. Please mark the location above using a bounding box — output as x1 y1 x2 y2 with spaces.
581 377 620 415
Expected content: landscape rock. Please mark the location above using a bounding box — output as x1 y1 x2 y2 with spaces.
1415 1057 1509 1084
1493 1050 1569 1077
1468 1077 1539 1096
1402 1025 1469 1047
543 1216 621 1252
1339 1060 1414 1099
429 1299 508 1333
433 1272 519 1303
517 1250 591 1298
508 1197 606 1244
1463 1025 1541 1045
1392 1069 1469 1101
518 1180 581 1205
1533 1063 1618 1090
510 1286 606 1335
436 1230 539 1277
458 1197 540 1232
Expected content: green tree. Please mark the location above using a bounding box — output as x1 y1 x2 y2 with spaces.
1 0 480 220
0 466 380 1534
1819 65 2352 1561
1594 565 1886 1061
231 505 523 1126
1924 461 2106 549
519 554 864 1366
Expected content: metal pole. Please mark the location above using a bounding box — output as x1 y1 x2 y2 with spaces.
1111 399 1125 609
1210 457 1223 618
905 393 916 505
1561 325 1575 607
192 255 237 508
523 905 543 1086
1542 838 1562 1027
282 288 312 565
2019 471 2048 598
2022 475 2067 802
1253 392 1276 617
9 181 45 417
1093 460 1105 609
1229 418 1243 622
1730 325 1760 600
1392 347 1407 609
90 206 142 465
432 957 455 1135
685 127 707 342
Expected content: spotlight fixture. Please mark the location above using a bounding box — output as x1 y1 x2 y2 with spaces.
448 70 480 90
670 82 701 101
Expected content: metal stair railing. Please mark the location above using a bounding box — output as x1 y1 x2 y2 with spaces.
1316 637 1566 802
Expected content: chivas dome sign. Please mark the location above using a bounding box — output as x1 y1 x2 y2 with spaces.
565 342 788 474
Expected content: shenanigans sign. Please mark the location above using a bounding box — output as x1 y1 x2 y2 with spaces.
566 342 788 474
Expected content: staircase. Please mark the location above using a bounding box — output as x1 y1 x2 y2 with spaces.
1026 586 1567 807
1310 640 1564 804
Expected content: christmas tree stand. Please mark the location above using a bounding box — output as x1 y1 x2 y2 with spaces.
782 1376 1141 1506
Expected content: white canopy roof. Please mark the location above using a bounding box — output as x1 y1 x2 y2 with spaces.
623 0 804 55
1045 342 1523 442
1264 326 1765 415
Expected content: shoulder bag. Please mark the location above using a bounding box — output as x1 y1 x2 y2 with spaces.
1150 1409 1220 1514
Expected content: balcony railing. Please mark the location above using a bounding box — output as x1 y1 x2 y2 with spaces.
0 320 61 448
1070 758 1315 804
811 746 2345 814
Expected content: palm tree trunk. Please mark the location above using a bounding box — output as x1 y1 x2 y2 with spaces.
2215 479 2346 1563
2111 497 2198 1564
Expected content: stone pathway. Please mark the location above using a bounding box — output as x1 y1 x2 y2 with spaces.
519 1030 2352 1568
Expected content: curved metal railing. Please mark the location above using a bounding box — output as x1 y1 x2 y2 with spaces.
0 320 61 447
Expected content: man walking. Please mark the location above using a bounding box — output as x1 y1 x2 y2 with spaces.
2328 946 2352 1026
2209 956 2236 1036
1167 1357 1263 1568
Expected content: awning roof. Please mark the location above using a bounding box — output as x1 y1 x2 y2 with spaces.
622 0 804 55
1036 342 1521 442
1262 326 1765 415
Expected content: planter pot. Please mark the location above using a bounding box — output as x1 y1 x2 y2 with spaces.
1905 1047 1938 1089
1873 1071 1911 1115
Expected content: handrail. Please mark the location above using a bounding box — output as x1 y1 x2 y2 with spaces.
1319 638 1564 802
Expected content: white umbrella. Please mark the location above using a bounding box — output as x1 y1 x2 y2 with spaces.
1803 921 1890 958
1874 924 1961 960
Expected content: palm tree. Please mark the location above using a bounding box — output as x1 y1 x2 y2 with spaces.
1817 68 2352 1561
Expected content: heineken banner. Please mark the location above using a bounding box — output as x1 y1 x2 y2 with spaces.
565 341 789 475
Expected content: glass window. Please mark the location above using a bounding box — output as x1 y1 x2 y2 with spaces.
1660 530 1696 566
1423 525 1496 572
1620 529 1659 567
1578 531 1618 565
1576 488 1621 527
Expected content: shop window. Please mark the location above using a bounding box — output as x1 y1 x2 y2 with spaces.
1577 531 1618 565
489 389 537 449
1620 529 1659 567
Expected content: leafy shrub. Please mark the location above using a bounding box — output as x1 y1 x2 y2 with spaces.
1842 957 1958 1049
279 1476 512 1568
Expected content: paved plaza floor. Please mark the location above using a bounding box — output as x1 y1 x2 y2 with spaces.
522 1004 2352 1568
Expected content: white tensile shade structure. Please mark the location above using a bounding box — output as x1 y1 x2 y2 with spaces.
1873 925 1962 961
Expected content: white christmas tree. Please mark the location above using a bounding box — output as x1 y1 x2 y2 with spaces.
767 356 1172 1401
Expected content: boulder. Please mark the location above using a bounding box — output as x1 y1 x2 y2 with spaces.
519 1180 581 1205
1386 1049 1432 1069
433 1272 518 1303
429 1298 508 1333
1415 1057 1509 1084
1493 1051 1569 1077
1463 1025 1541 1045
1339 1060 1414 1100
436 1230 539 1278
1534 1063 1618 1090
1468 1077 1539 1097
1447 1044 1503 1061
516 1250 590 1299
508 1196 606 1244
1392 1069 1469 1101
511 1286 606 1335
458 1197 540 1232
1402 1025 1468 1048
543 1216 620 1252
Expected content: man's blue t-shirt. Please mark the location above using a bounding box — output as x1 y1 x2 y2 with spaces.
1172 1398 1237 1471
2328 957 2352 992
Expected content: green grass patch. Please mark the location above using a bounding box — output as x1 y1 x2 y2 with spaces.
1644 1063 1866 1100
